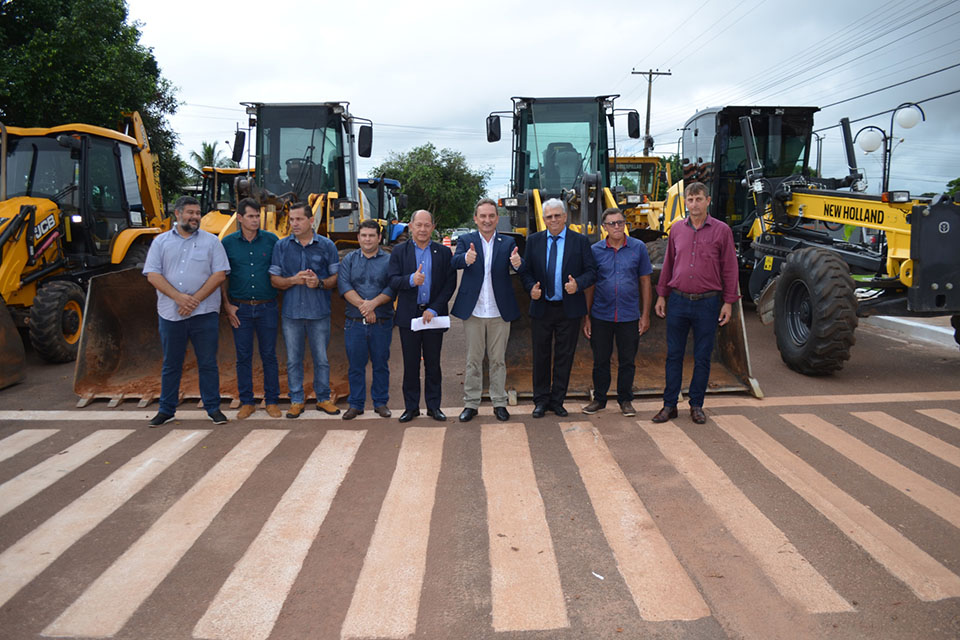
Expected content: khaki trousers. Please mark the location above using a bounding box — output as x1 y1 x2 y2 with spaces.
463 315 510 408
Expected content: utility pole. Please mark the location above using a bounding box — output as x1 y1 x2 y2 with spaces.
631 68 671 156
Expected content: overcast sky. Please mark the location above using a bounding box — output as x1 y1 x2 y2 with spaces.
127 0 960 198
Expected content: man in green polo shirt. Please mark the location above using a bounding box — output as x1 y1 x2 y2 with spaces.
220 197 282 418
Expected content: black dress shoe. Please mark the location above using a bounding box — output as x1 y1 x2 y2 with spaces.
532 404 548 418
399 409 420 423
427 408 447 421
651 406 678 423
690 406 707 424
494 406 510 421
552 404 568 417
459 407 478 422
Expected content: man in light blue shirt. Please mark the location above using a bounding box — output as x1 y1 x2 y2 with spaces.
142 195 231 427
269 201 340 418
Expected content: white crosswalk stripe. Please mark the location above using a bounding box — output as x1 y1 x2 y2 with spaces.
0 403 957 638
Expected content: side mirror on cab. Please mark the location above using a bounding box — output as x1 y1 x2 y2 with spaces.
486 115 501 143
358 125 373 158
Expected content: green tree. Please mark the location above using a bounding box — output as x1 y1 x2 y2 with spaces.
947 177 960 195
0 0 187 203
188 141 237 176
371 143 492 230
658 154 682 200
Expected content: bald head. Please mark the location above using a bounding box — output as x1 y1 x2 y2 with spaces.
409 208 435 247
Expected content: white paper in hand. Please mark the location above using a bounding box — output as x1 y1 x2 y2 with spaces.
411 315 451 331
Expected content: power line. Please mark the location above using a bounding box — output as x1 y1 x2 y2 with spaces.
813 88 960 132
819 61 960 109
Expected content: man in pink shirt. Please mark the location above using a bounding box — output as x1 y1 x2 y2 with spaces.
652 181 739 424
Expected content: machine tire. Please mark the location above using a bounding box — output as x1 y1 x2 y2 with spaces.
773 247 857 375
952 314 959 349
644 237 667 268
29 281 86 363
120 240 151 270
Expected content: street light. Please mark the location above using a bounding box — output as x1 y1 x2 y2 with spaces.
854 102 925 192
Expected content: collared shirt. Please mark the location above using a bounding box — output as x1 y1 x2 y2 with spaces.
656 214 740 303
142 227 230 322
410 242 433 306
473 232 501 318
590 236 653 322
269 233 339 319
338 247 395 320
545 226 567 302
222 229 279 301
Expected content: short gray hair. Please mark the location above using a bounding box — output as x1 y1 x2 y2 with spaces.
475 197 498 214
542 198 566 215
410 209 434 225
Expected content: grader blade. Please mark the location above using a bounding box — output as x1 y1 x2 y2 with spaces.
501 272 761 401
74 268 349 407
0 299 26 390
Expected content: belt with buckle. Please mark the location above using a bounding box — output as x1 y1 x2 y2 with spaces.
231 298 273 305
675 290 720 301
416 304 429 311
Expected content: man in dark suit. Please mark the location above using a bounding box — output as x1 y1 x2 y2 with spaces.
451 198 524 423
388 209 457 422
519 198 597 417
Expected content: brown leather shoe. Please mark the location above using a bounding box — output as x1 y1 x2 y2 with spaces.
690 406 707 424
581 400 604 415
316 400 341 415
342 407 363 420
286 403 304 419
265 404 282 418
651 406 678 423
236 404 255 420
619 401 636 417
374 405 392 418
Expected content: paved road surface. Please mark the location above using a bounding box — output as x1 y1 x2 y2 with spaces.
0 313 958 639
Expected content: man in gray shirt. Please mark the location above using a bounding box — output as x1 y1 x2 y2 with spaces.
337 219 395 420
142 196 231 426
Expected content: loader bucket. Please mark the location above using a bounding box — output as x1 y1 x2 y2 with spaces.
0 299 26 390
74 268 349 407
500 269 761 401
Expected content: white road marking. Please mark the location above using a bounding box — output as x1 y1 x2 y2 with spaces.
0 430 208 608
43 430 287 638
641 422 851 613
0 430 133 518
194 430 365 640
854 412 960 468
563 423 712 620
714 415 960 601
481 423 569 632
340 427 446 640
0 429 59 462
783 414 960 530
918 408 960 431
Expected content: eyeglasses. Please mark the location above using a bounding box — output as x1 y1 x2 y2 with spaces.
603 220 626 227
543 214 563 220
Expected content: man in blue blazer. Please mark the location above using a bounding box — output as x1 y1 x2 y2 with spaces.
451 198 524 423
519 198 598 417
387 209 457 422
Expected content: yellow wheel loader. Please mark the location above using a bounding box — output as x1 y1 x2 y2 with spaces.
197 166 254 237
674 105 959 373
485 96 760 401
74 102 375 407
0 112 166 389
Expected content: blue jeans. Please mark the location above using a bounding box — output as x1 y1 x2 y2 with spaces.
231 299 280 405
663 292 720 408
344 317 392 410
282 316 331 404
158 312 220 415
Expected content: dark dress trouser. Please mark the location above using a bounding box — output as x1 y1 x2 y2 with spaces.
399 325 444 411
531 302 579 408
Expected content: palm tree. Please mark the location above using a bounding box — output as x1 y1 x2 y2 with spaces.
188 141 236 177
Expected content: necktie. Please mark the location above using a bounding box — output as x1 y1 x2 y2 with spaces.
545 235 559 299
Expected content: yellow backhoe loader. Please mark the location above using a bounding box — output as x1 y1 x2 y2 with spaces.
0 112 167 390
74 102 375 406
485 96 760 401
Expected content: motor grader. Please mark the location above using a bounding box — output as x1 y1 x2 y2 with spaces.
0 112 166 389
670 105 959 374
73 102 375 407
608 154 668 243
485 96 760 401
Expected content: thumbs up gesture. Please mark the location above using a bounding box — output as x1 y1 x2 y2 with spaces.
509 246 521 269
412 262 426 286
465 242 477 265
564 274 578 294
530 281 542 300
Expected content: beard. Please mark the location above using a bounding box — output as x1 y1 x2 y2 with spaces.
179 219 198 233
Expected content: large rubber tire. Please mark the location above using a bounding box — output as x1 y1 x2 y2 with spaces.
773 247 858 375
120 240 151 270
29 281 86 363
952 314 959 349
